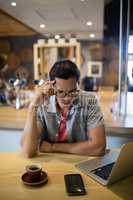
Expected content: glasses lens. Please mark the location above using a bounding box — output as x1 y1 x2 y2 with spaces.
56 91 66 98
69 90 80 97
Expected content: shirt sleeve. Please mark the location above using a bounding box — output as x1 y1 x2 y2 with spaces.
86 94 105 131
36 97 50 128
36 106 44 128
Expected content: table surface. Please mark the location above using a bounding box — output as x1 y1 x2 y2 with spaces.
0 152 133 200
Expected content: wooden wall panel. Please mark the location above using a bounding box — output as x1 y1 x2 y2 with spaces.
0 9 37 36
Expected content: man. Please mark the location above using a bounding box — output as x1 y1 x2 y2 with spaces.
21 60 106 158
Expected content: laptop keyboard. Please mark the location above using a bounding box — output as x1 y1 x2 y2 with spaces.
90 162 115 180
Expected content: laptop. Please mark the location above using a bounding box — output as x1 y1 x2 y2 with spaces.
75 141 133 185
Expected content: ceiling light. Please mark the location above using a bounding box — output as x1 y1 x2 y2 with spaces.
80 0 85 2
89 33 95 38
40 24 45 28
11 2 16 6
86 21 92 26
55 35 60 40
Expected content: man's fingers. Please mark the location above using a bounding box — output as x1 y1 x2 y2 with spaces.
50 80 56 84
40 80 55 87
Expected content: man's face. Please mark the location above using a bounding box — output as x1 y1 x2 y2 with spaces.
54 77 79 111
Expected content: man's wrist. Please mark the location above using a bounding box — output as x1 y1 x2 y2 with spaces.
29 102 39 111
28 103 39 116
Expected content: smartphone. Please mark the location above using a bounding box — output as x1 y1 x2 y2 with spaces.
64 174 86 196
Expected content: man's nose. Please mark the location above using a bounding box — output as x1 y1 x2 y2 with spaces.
63 95 71 100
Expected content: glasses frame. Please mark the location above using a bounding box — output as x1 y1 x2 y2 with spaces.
54 88 80 98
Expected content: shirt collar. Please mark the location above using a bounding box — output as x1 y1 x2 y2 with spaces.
46 95 57 113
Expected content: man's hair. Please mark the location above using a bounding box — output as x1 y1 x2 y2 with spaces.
49 59 80 81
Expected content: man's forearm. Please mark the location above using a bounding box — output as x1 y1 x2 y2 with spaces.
52 141 105 156
21 104 41 157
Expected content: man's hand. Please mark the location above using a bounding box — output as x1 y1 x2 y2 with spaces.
32 80 55 106
39 141 53 153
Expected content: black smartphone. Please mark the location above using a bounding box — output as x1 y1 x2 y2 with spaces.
64 174 86 196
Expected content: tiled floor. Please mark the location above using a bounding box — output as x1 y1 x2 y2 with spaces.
0 129 133 152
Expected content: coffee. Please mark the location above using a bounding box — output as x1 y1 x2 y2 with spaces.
29 166 39 171
26 164 42 172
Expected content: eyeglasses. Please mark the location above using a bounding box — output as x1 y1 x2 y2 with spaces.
55 89 80 98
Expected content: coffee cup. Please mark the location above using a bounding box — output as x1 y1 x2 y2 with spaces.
26 164 42 181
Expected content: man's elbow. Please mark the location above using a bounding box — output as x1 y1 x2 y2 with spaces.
21 144 37 158
23 151 36 158
20 139 38 158
94 144 106 156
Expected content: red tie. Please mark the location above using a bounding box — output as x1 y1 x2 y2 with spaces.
58 113 67 142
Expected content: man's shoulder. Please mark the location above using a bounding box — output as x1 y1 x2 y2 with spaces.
79 90 98 103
